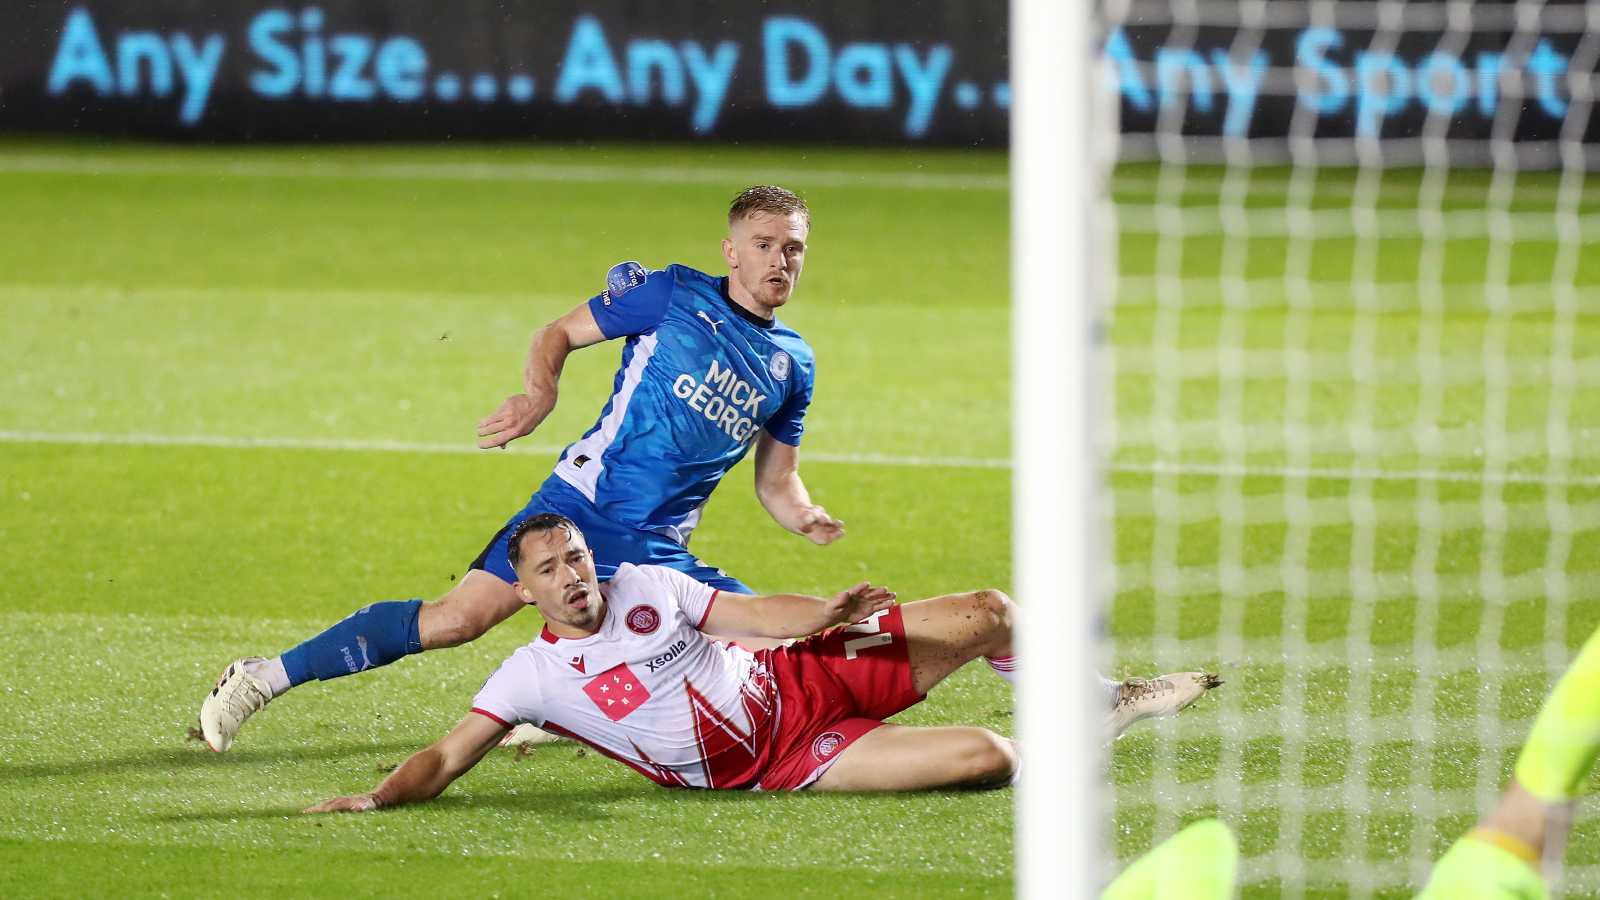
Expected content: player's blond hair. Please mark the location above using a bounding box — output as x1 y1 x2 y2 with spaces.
728 185 810 229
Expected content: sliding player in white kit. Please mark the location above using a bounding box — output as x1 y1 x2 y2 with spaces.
202 186 1214 758
307 512 1027 806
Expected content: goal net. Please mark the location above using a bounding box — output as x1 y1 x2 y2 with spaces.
1094 1 1600 896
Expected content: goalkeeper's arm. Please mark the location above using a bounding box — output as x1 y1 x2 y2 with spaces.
302 713 508 813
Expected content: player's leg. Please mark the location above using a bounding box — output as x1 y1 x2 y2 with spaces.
1100 819 1238 900
798 593 1016 791
417 571 524 649
810 723 1017 791
896 590 1224 744
1102 672 1224 743
831 590 1217 739
274 510 533 682
894 591 1219 706
897 589 1017 696
198 495 546 752
199 570 522 752
1415 625 1600 899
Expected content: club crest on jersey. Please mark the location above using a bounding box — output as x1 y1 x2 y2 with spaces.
811 731 845 762
583 663 651 721
627 605 661 635
603 261 647 306
769 350 792 382
569 655 586 673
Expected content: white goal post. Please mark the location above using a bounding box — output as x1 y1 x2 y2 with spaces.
1017 0 1600 897
1012 0 1101 899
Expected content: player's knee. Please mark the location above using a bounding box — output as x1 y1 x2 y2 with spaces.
969 589 1016 636
953 729 1018 788
420 576 524 649
419 596 495 649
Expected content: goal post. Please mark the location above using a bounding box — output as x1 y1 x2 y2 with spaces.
1012 1 1102 900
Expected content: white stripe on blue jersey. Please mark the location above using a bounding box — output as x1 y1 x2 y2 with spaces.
559 332 659 503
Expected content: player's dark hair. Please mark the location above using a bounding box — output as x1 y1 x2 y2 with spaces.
728 185 810 229
506 513 581 574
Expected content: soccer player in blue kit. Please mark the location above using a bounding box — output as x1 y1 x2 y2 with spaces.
199 186 845 752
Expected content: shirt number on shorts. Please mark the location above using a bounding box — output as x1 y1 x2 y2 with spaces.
843 609 893 660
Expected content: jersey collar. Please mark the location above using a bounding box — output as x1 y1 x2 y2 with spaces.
719 277 775 330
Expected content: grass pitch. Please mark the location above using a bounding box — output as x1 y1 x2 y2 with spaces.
6 137 1600 900
0 138 1011 899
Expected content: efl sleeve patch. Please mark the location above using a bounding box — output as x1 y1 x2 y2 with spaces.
606 261 647 298
588 262 673 339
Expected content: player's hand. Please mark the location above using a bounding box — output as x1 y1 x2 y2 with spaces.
795 505 844 545
826 582 896 626
302 795 378 814
477 393 546 449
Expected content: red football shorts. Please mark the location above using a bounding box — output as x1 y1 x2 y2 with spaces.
753 604 924 790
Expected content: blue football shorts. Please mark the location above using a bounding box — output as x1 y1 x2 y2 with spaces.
469 475 754 594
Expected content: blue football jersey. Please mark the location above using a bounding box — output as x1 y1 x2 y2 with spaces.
551 263 816 545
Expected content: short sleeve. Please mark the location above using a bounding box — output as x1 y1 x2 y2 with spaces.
762 362 814 446
470 652 541 728
588 262 674 340
641 565 719 629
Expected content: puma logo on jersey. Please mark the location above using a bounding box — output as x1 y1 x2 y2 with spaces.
570 656 586 673
696 311 724 334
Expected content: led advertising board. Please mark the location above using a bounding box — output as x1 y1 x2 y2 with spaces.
0 2 1594 145
0 1 1009 142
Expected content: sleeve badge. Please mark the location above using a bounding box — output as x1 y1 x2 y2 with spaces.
604 261 648 305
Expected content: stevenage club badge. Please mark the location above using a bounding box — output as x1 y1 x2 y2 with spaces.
626 604 661 635
811 731 845 762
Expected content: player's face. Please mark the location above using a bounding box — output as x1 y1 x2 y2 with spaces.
722 211 808 313
512 527 605 636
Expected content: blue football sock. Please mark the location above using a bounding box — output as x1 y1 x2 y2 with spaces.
280 599 424 687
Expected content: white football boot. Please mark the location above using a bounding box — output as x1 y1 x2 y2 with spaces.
199 658 273 752
1102 671 1223 743
499 723 562 748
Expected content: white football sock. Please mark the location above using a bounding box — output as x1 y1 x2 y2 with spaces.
245 657 292 698
1098 673 1122 710
986 655 1018 685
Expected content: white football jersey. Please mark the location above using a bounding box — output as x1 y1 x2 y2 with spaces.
471 563 777 789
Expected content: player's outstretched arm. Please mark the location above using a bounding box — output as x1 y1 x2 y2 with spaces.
752 431 844 545
477 302 608 449
302 713 508 813
702 583 896 640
